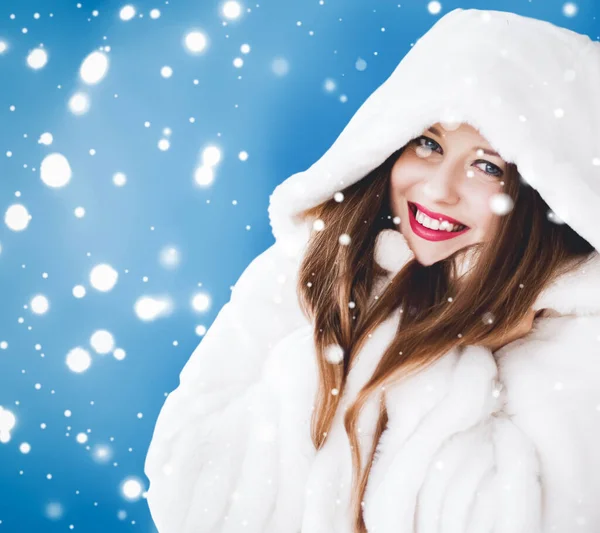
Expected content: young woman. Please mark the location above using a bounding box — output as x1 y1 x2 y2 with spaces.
145 8 600 533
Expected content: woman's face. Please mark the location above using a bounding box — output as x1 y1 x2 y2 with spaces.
389 122 508 267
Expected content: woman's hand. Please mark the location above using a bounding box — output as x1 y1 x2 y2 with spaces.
486 307 538 353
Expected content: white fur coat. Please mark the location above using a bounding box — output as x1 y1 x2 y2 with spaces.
144 228 600 533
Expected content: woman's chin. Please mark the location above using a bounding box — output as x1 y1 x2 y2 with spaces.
402 233 452 266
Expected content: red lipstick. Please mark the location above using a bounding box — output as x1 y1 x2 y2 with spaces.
407 201 470 242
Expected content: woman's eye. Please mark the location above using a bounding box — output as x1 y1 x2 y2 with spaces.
413 136 441 152
412 136 503 179
474 161 503 178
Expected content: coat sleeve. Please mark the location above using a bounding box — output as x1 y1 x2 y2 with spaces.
363 315 600 533
490 314 600 532
143 241 310 533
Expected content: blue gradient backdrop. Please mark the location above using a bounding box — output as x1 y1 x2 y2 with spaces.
0 0 598 531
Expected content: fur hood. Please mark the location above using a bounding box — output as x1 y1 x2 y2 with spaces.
267 8 600 260
144 8 600 533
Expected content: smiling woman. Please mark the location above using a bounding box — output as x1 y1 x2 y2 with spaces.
145 8 600 533
290 113 596 531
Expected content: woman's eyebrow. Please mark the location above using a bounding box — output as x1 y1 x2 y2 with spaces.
427 126 502 158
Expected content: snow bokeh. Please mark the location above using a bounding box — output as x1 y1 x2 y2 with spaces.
68 91 90 115
27 47 48 69
119 5 136 21
79 51 110 85
30 294 50 315
90 329 115 354
4 204 31 231
40 153 72 188
89 264 119 292
134 295 173 321
184 31 208 54
66 347 92 373
0 406 17 443
120 476 145 501
191 291 211 312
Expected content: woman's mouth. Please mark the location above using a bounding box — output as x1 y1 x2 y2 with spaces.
407 201 470 242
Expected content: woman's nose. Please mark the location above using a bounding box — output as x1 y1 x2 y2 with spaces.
422 164 463 204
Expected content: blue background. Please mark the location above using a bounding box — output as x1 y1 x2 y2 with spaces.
0 0 598 531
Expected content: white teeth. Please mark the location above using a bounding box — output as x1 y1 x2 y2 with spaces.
415 208 464 232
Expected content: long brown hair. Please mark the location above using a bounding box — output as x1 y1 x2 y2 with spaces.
294 142 595 533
